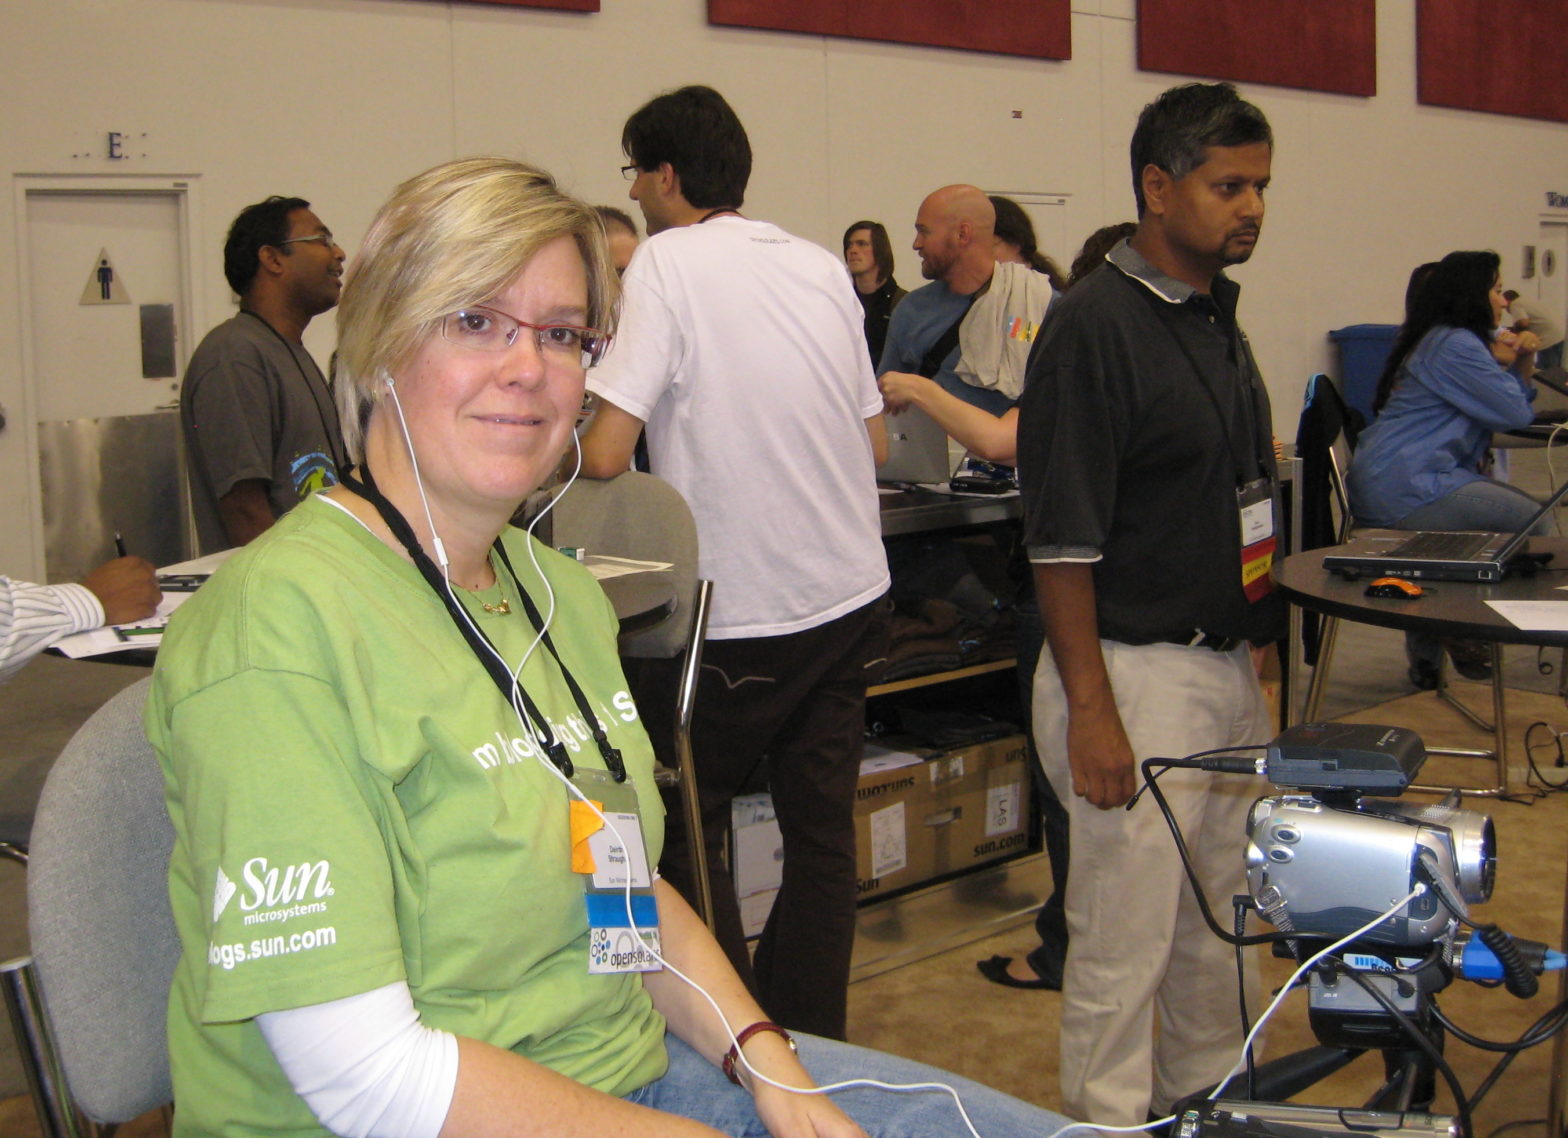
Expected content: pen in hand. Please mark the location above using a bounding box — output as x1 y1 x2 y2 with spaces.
114 532 128 558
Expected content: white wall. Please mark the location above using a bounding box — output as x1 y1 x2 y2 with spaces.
3 0 1567 576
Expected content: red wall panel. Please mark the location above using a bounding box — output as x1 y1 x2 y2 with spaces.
1137 0 1375 97
1418 0 1568 125
457 0 599 10
707 0 1071 61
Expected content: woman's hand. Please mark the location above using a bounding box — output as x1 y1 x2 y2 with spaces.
878 371 933 415
1516 330 1542 364
1492 330 1520 367
738 1034 867 1138
753 1085 867 1138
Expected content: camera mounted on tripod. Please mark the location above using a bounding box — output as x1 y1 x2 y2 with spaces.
1247 723 1495 949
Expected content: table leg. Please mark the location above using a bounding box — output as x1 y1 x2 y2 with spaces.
1551 873 1568 1136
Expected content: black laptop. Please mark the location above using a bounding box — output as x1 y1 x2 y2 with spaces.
1322 477 1568 582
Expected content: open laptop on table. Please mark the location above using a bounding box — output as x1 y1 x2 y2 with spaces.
878 407 956 485
1323 477 1568 582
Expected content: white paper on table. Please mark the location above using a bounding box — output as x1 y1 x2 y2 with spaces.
157 549 236 577
52 590 194 658
583 554 673 580
1484 600 1568 632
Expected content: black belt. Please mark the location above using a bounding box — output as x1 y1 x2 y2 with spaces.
1163 630 1244 653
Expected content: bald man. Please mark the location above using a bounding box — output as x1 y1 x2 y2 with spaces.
877 184 1055 459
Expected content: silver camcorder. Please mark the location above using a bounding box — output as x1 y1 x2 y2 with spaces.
1245 724 1496 947
1246 796 1495 946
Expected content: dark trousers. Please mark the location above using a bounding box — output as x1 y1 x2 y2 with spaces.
635 595 891 1040
1016 596 1070 981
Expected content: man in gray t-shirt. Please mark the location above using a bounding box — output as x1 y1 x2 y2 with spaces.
181 195 346 552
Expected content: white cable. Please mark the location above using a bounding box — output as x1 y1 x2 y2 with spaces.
1545 421 1568 534
1205 883 1429 1103
384 377 452 573
385 374 573 752
384 397 1026 1136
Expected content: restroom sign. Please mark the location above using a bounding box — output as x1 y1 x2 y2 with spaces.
80 248 130 305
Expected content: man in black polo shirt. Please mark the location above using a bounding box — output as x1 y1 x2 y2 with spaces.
1016 82 1283 1125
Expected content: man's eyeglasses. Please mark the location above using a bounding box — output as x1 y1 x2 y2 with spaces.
440 305 610 369
620 165 641 182
280 233 338 250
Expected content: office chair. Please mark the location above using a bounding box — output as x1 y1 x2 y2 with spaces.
2 676 176 1138
1295 373 1360 710
552 471 716 929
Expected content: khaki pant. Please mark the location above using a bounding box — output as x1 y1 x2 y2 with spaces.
1033 639 1268 1124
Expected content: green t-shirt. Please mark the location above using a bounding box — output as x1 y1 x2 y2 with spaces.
147 497 669 1136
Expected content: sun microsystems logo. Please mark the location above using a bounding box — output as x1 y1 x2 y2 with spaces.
213 866 237 922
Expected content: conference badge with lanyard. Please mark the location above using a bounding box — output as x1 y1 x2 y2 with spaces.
570 767 662 974
341 462 661 975
1154 298 1276 603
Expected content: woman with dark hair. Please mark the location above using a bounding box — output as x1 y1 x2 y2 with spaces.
842 220 905 366
1065 221 1137 290
1347 249 1544 686
988 196 1065 291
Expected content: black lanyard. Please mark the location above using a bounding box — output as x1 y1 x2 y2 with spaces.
342 463 625 782
1146 292 1269 487
239 309 347 471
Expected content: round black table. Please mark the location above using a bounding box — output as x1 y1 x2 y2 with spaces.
1275 535 1568 649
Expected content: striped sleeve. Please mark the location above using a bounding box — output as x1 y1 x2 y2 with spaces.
0 577 105 683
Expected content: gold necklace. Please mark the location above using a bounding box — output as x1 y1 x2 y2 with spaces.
481 597 511 616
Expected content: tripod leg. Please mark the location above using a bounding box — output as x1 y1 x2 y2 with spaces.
1366 1047 1436 1113
1184 1044 1362 1103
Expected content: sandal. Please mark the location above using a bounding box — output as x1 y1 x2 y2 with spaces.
976 953 1060 990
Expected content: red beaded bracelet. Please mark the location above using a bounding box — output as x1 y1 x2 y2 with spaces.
721 1020 796 1086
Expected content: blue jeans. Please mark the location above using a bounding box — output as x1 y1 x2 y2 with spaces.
1396 477 1548 535
626 1033 1075 1137
1397 478 1551 669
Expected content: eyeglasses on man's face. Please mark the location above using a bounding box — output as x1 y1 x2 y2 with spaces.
439 305 610 370
279 232 339 251
620 164 642 182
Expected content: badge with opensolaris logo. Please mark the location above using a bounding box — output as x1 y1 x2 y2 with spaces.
588 923 661 974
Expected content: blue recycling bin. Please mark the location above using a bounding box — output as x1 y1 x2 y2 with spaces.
1329 324 1399 424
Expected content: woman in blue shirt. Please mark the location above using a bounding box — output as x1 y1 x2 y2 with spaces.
1347 250 1544 686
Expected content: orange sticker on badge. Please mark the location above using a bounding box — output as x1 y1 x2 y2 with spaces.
570 799 604 874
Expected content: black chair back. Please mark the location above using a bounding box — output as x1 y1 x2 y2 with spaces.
1294 375 1364 664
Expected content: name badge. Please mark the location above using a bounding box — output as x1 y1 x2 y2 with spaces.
1237 478 1276 603
587 811 652 891
569 767 662 974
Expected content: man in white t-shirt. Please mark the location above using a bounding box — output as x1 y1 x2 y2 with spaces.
581 84 890 1041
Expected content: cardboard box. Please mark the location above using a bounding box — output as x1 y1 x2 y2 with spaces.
731 793 782 938
854 734 1031 901
730 735 1033 935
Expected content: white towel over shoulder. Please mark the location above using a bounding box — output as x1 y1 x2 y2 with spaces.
955 261 1054 401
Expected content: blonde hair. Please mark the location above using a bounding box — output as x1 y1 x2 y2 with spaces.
335 157 618 461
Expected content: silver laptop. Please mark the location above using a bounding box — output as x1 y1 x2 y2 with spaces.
1322 478 1568 582
878 407 955 485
